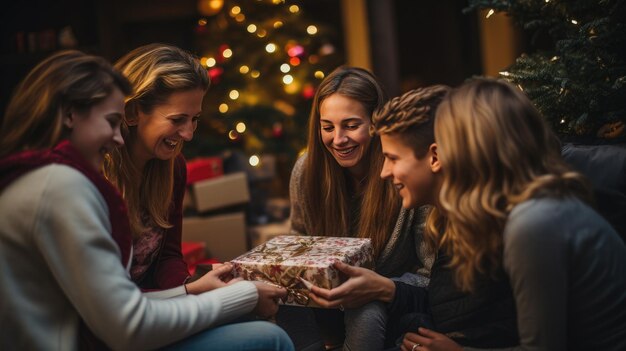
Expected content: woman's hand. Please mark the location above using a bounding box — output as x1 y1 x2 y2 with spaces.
401 328 462 351
307 260 396 309
252 281 287 319
184 262 240 294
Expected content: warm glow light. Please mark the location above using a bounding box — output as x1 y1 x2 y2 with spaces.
571 19 578 25
239 65 250 74
236 122 247 133
289 57 301 66
273 21 283 28
222 48 233 58
298 148 306 157
307 25 318 35
289 5 300 13
228 130 238 140
198 0 224 17
551 56 559 61
206 57 216 67
235 14 245 22
284 81 300 94
308 55 319 64
251 70 260 78
486 9 495 18
249 155 260 167
314 71 325 79
265 43 277 53
280 63 291 73
257 29 267 38
499 71 511 77
229 90 239 100
283 74 294 84
200 57 208 66
230 6 241 15
247 24 257 33
219 103 229 113
198 19 208 26
560 119 566 124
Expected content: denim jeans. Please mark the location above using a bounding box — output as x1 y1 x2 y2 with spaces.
163 320 294 351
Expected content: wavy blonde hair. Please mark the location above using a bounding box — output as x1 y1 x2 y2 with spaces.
1 50 131 158
433 78 593 291
104 44 209 237
302 66 398 256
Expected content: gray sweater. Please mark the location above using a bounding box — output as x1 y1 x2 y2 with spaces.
289 155 433 280
0 164 259 350
483 196 626 351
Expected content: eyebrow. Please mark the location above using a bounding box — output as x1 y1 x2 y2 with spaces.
320 117 364 123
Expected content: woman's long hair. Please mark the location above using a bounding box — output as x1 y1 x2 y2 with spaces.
431 78 593 291
303 66 400 256
1 50 130 158
104 44 209 236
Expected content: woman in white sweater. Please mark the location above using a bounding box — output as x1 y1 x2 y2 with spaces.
0 50 293 351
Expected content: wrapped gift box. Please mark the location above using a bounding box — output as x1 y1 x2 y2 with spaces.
231 235 374 307
181 241 206 268
182 212 248 262
186 157 223 185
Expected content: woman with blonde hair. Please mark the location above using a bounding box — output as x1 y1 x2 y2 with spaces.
105 43 217 294
283 66 432 350
0 50 292 350
399 78 625 350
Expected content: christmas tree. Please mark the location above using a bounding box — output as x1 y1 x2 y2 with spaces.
466 0 626 142
187 0 343 161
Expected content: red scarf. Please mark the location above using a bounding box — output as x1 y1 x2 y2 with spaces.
0 140 132 266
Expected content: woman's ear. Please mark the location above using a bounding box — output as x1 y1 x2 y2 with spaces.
63 110 74 129
124 103 139 126
429 143 441 173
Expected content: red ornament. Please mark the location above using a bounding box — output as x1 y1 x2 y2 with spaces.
208 67 223 84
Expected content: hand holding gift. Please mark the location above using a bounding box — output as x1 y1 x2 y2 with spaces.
252 281 287 319
307 260 396 309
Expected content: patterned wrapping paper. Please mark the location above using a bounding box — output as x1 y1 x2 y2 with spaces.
230 235 374 307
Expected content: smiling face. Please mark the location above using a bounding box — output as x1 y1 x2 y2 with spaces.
65 87 126 171
130 88 204 167
319 94 372 177
380 134 440 209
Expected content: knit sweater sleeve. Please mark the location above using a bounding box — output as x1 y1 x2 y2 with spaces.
289 155 308 235
36 166 259 350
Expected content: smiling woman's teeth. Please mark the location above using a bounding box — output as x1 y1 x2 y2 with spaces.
164 139 178 147
336 147 355 155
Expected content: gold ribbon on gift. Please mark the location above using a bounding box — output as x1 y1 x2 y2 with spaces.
247 269 311 306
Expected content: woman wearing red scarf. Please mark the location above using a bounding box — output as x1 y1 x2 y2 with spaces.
0 50 292 350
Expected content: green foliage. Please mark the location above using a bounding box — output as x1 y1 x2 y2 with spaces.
466 0 626 140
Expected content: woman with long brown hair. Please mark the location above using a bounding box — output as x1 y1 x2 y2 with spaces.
283 66 432 350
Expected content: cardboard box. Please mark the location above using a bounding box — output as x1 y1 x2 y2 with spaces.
182 212 248 262
231 236 374 307
190 172 250 213
248 220 293 248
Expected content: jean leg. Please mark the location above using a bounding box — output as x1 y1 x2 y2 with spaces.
343 301 387 351
162 320 294 351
